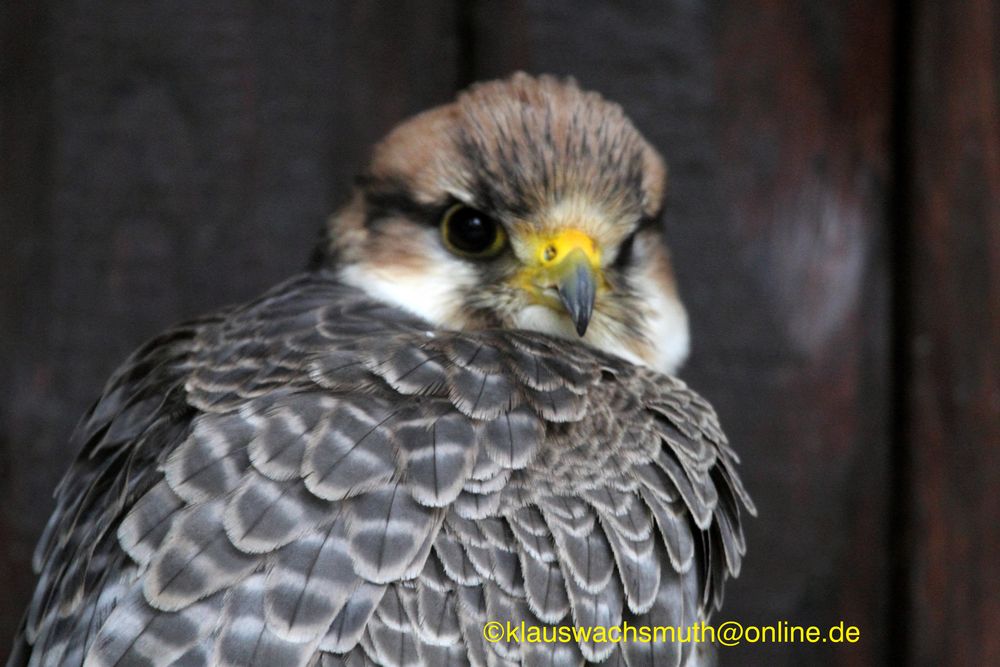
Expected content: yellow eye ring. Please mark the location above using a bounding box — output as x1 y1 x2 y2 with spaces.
440 204 507 258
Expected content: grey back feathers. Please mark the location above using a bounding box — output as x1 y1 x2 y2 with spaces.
12 272 753 667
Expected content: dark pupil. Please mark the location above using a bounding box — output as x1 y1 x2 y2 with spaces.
449 208 496 253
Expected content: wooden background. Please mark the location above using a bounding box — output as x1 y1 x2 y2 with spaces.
1 1 997 665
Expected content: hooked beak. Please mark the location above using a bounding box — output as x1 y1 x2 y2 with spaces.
554 248 597 336
517 229 603 337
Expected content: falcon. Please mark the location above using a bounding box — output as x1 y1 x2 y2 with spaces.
11 73 754 667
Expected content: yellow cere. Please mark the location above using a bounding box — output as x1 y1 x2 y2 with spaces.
511 228 608 305
534 228 602 268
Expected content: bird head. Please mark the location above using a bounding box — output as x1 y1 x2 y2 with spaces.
324 73 690 374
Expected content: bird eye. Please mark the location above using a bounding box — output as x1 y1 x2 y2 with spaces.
613 229 641 269
440 204 507 258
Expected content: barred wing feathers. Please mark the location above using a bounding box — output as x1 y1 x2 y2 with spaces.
13 272 753 667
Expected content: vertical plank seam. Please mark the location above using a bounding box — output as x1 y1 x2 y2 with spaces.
887 0 916 663
454 0 479 90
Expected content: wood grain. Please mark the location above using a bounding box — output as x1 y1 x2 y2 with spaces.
905 0 1000 664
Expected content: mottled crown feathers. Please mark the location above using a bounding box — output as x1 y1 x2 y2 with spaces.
366 72 668 220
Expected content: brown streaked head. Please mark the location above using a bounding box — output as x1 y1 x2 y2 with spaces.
323 72 689 373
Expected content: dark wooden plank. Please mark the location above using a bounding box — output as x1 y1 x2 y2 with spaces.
905 0 1000 664
469 1 894 664
0 1 458 657
0 0 55 651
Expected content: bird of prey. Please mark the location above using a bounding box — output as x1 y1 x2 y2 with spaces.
11 73 754 667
